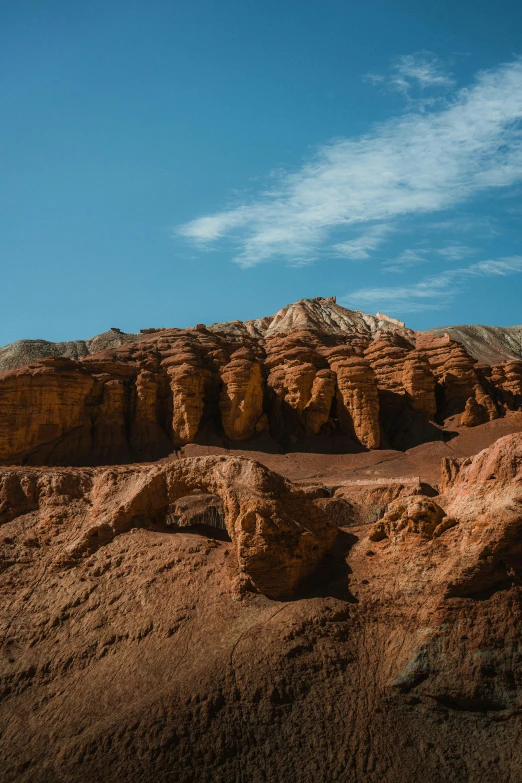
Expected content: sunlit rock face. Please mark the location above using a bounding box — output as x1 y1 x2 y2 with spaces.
0 297 521 466
1 297 522 783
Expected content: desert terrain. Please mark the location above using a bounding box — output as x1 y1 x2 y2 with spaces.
1 297 521 782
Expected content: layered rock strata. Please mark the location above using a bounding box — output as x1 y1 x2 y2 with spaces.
219 349 265 440
325 346 381 448
0 298 521 466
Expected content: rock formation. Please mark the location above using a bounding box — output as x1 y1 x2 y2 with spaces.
427 323 522 364
0 328 141 373
490 360 522 410
1 291 522 782
0 297 520 467
325 346 381 448
303 369 337 435
369 495 451 540
0 456 335 600
219 350 265 440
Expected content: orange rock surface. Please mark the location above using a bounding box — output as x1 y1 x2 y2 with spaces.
2 298 522 782
219 349 265 441
0 297 520 466
325 346 381 448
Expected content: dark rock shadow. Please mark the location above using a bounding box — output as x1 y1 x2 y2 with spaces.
222 431 285 455
294 530 358 602
285 432 368 455
379 390 459 451
155 522 232 542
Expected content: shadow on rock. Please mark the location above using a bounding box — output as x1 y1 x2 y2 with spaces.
294 529 358 602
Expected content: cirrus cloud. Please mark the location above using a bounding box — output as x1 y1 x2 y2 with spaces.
176 58 522 268
343 256 522 313
365 53 455 97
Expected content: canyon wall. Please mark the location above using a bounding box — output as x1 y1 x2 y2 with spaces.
0 298 521 466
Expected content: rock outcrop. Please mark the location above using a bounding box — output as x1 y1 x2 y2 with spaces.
369 495 452 540
325 346 381 448
427 323 522 364
0 328 141 373
303 369 337 435
490 360 522 410
0 456 336 600
0 298 521 466
219 350 265 440
0 358 96 465
364 332 436 419
459 395 487 427
435 434 522 598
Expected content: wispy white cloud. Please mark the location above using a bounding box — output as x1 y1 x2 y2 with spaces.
436 243 473 261
176 58 522 268
381 242 474 273
394 53 455 90
332 224 394 259
344 256 522 313
382 248 429 273
178 208 251 243
426 215 500 237
366 53 454 97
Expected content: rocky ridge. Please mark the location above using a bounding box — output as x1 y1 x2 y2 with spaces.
1 294 522 782
0 297 521 466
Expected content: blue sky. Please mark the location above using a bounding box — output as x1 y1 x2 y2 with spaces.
1 0 522 344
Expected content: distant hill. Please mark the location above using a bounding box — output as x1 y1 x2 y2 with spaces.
426 324 522 365
0 328 141 373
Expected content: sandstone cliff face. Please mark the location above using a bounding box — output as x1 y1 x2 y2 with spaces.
219 349 265 441
160 340 210 445
490 360 522 410
401 350 437 418
436 434 522 598
263 332 337 441
2 298 522 783
0 298 520 466
324 346 380 449
0 358 95 464
129 369 172 460
364 332 437 419
303 368 337 435
416 332 481 416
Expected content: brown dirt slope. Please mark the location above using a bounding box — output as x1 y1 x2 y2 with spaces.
1 434 522 783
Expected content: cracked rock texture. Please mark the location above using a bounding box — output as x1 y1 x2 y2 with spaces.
0 456 336 600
